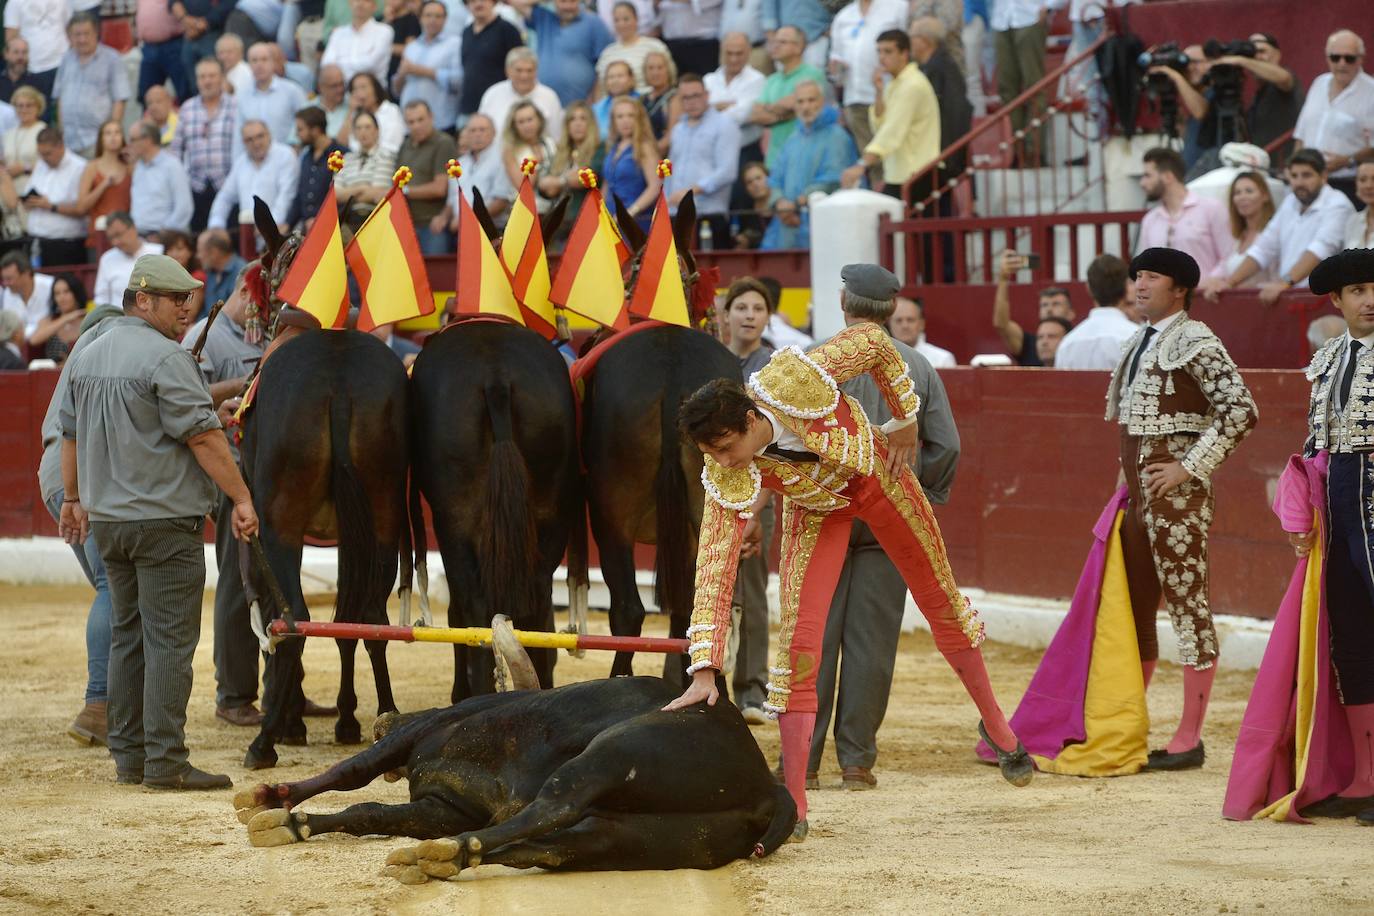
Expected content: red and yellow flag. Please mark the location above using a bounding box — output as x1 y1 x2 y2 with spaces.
273 151 349 329
500 158 556 338
550 169 629 330
344 166 435 333
450 159 522 324
626 160 690 327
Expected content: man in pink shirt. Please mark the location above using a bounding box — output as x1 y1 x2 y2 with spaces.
137 0 190 102
1135 147 1232 279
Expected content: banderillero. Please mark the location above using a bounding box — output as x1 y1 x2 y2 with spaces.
267 619 689 654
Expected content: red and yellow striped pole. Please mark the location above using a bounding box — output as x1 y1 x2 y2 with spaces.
267 619 689 654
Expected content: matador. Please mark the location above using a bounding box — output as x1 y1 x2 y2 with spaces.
664 263 1031 839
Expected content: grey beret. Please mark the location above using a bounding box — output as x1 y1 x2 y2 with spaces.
1309 248 1374 296
841 263 901 301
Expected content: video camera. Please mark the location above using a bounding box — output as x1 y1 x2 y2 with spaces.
1136 43 1191 73
1201 38 1257 142
1137 42 1190 137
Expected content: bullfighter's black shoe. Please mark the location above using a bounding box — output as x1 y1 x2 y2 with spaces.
978 720 1034 787
1144 742 1205 771
1299 793 1374 819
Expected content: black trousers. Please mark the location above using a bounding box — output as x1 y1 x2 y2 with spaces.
664 38 720 82
1326 452 1374 705
191 186 219 234
37 237 88 268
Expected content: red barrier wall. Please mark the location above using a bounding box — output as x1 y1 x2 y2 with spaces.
3 365 1310 618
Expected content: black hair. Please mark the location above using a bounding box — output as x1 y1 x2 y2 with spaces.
678 378 758 445
50 273 89 318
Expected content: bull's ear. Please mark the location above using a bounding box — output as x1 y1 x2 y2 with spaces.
672 190 696 256
471 187 501 243
611 193 648 252
540 194 569 241
253 195 285 264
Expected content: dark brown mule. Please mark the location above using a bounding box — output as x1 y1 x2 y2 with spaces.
409 194 583 702
569 193 741 684
237 200 410 769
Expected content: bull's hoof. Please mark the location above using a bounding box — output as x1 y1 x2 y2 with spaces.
244 744 278 770
247 809 310 847
233 784 282 824
407 835 480 874
335 720 363 745
381 864 429 884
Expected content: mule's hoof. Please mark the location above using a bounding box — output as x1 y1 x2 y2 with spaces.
382 864 428 885
247 809 309 847
415 838 460 861
466 836 482 853
335 723 363 745
243 745 278 770
233 785 279 824
386 847 418 866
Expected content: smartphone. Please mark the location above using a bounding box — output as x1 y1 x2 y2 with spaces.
1023 253 1042 270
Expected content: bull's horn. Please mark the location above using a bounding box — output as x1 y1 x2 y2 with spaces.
491 615 539 691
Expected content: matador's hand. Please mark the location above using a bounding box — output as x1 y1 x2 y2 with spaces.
884 421 919 476
662 668 719 711
1142 460 1191 498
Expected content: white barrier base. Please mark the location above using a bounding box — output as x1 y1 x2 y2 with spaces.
0 537 1274 670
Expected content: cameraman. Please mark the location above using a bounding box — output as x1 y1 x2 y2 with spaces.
1145 45 1213 169
1214 34 1304 153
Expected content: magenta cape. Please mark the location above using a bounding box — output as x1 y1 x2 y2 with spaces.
976 488 1130 762
1222 452 1354 822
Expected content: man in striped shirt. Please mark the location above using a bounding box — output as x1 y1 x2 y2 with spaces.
170 58 239 232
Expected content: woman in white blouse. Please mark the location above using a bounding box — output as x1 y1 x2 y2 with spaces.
336 111 397 231
338 72 407 157
1342 152 1374 249
501 101 557 213
595 2 669 95
1209 171 1277 283
3 87 47 194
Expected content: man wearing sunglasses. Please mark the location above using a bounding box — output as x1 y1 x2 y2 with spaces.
1293 29 1374 202
58 254 260 791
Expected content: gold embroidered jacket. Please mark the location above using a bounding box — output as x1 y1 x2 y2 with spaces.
1304 335 1374 455
686 322 921 674
1104 315 1258 481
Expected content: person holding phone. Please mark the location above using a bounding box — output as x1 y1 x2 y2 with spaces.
990 249 1076 366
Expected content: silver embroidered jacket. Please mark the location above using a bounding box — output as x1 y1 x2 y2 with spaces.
1105 315 1258 480
1304 335 1374 456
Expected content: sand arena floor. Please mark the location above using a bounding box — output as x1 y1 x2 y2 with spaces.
0 585 1370 915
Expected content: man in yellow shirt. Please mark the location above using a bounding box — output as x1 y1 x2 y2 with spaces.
840 29 940 205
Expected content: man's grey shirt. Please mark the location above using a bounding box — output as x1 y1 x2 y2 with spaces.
37 313 121 503
60 316 221 522
182 312 263 461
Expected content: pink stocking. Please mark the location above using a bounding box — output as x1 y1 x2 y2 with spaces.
778 712 815 822
944 647 1016 750
1141 659 1157 689
1166 664 1216 753
1341 703 1374 797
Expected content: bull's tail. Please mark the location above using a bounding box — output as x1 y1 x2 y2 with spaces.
754 783 799 858
652 384 694 630
479 381 539 630
330 394 384 624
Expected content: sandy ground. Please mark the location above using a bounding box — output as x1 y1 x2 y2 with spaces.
0 586 1370 915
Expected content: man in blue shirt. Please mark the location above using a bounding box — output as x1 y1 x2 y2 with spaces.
129 124 195 235
394 1 464 132
665 74 740 247
524 0 614 106
196 229 247 321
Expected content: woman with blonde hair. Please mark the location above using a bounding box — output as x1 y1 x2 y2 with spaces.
3 87 47 193
1209 170 1276 283
75 120 132 243
501 101 557 211
641 50 681 155
592 59 638 138
1342 150 1374 249
540 101 603 246
601 95 661 232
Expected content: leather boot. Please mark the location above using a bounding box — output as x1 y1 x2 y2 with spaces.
68 701 108 746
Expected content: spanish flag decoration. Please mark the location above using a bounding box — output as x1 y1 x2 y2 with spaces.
449 159 523 324
500 158 556 338
550 169 629 330
273 149 349 329
344 166 436 333
626 160 690 328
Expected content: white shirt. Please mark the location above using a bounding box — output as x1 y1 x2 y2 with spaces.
755 404 809 453
1053 306 1141 371
767 312 813 350
718 0 763 43
208 142 302 229
321 19 395 85
93 241 165 307
828 0 909 107
1067 0 1134 22
914 334 956 368
1344 209 1374 250
1142 309 1183 352
478 80 565 139
703 65 766 147
0 273 56 337
26 149 88 240
1334 329 1374 411
1117 309 1182 411
226 61 254 99
445 145 515 213
3 0 71 73
348 100 407 157
1246 183 1354 285
1293 71 1374 176
989 0 1057 32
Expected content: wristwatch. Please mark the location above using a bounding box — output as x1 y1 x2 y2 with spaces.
1279 274 1294 287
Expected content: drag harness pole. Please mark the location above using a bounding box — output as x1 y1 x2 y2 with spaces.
267 619 689 655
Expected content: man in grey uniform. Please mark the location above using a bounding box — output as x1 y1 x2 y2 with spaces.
37 304 125 746
59 254 260 790
806 266 962 789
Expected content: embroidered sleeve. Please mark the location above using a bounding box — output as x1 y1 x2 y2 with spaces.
808 323 920 421
1179 346 1258 481
686 496 749 674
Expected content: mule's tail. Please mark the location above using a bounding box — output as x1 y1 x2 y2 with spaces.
479 381 539 629
407 470 432 625
653 377 695 632
330 394 384 624
755 783 800 858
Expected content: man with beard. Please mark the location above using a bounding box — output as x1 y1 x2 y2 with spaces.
1201 148 1355 305
1134 147 1231 280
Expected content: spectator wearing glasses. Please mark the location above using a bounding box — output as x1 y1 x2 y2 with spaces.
234 42 308 154
752 26 827 170
1293 29 1374 202
208 120 301 236
1135 147 1232 281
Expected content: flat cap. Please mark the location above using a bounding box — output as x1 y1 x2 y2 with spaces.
1309 248 1374 296
841 263 901 301
127 253 204 294
1130 247 1200 289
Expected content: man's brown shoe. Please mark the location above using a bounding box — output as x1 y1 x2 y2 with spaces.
217 704 264 727
302 697 338 717
842 766 877 790
144 765 233 791
68 701 108 746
